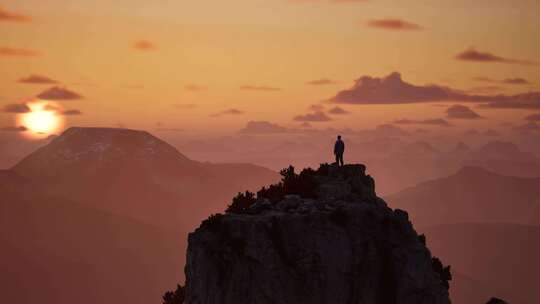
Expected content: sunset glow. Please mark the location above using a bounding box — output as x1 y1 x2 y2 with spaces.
18 101 64 137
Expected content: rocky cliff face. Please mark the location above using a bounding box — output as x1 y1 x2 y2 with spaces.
184 164 451 304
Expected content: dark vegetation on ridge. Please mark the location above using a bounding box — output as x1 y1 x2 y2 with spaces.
225 163 377 214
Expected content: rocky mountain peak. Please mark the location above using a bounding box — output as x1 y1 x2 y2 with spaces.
12 127 189 178
50 127 187 161
183 164 452 304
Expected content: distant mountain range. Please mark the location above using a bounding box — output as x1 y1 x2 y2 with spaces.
11 127 278 230
387 167 540 304
386 166 540 227
367 140 540 195
1 127 278 304
2 127 538 304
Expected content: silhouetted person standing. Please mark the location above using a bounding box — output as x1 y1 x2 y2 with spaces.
334 135 345 166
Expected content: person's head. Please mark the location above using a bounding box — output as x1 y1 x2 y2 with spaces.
337 135 341 140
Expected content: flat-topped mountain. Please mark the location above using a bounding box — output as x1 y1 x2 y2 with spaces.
11 127 279 230
184 164 452 304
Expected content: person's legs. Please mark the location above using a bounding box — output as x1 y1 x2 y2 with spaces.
337 153 344 166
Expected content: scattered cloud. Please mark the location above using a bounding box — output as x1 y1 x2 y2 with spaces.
293 111 332 122
393 118 452 127
473 76 531 85
479 93 540 109
300 122 312 128
366 18 423 31
18 74 59 84
239 121 289 134
185 84 206 91
37 86 82 100
327 106 350 115
455 48 536 66
331 72 540 106
174 103 197 109
2 103 30 113
0 46 40 57
211 108 244 117
309 104 325 111
62 109 82 116
0 6 31 22
466 86 504 94
43 104 61 111
446 105 483 119
525 113 540 122
0 126 27 132
240 85 281 91
133 40 158 51
501 78 531 85
306 78 338 85
331 72 456 104
472 77 495 83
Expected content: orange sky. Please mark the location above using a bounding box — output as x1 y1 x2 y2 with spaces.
1 0 540 137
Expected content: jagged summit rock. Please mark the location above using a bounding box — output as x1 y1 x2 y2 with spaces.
184 164 451 304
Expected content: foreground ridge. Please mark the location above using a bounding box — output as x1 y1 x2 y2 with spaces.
184 164 451 304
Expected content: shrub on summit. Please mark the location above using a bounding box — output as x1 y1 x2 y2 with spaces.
257 165 318 203
226 191 256 214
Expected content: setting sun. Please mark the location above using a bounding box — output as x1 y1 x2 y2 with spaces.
18 101 64 137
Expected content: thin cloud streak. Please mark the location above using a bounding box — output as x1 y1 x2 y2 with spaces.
211 108 244 117
133 40 158 51
393 118 452 127
18 74 59 84
455 48 536 66
2 103 30 113
37 86 83 100
306 78 338 85
446 105 483 120
0 6 31 22
240 85 281 91
366 18 424 31
293 111 332 122
0 47 40 57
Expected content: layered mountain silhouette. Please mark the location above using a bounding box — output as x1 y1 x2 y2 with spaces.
387 166 540 227
1 127 278 304
11 127 278 230
387 166 540 303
